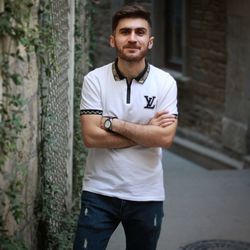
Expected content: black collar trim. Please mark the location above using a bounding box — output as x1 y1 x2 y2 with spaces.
112 59 150 84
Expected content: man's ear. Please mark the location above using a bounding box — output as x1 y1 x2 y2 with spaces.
109 35 115 48
148 36 154 49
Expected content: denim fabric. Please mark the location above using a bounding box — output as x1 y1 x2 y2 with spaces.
73 191 164 250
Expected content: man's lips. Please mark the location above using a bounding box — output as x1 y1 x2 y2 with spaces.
124 46 140 49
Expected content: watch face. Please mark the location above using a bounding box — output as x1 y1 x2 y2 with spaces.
104 119 112 130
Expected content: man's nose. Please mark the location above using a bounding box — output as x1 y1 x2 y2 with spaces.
128 31 137 42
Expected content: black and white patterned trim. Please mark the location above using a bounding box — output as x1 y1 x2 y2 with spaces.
112 58 150 84
80 109 103 115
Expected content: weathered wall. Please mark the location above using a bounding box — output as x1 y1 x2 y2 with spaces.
179 0 227 147
222 0 250 164
0 1 40 248
38 0 75 246
92 0 114 67
168 0 250 167
0 0 76 248
15 41 40 248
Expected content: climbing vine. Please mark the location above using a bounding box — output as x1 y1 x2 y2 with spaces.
0 0 38 249
0 0 96 248
0 0 59 248
73 0 92 199
38 0 97 248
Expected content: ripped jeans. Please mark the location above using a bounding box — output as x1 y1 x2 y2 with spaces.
73 191 164 250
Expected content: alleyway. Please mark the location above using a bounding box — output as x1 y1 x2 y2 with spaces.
107 150 250 250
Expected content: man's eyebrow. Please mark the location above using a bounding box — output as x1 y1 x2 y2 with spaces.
119 27 131 31
135 27 147 31
119 27 147 32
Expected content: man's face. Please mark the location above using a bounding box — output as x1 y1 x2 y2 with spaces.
110 18 154 62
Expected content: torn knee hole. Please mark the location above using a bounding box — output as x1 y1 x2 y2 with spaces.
84 207 88 216
83 238 88 249
154 214 157 227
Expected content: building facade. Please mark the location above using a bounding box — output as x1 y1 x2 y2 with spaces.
91 0 250 169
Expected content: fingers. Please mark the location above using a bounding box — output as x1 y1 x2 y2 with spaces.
157 114 176 121
149 111 178 127
149 113 177 127
154 110 169 118
159 119 176 127
154 113 177 127
158 116 177 127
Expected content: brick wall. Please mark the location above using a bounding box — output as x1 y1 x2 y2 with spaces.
92 0 114 67
92 0 227 147
92 0 153 67
90 0 250 165
179 0 227 147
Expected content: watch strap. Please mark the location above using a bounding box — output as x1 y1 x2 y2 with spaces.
104 116 117 131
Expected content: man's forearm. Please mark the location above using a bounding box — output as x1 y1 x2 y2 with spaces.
82 126 136 149
111 118 177 148
81 114 137 149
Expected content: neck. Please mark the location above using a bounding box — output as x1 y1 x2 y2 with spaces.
117 58 146 82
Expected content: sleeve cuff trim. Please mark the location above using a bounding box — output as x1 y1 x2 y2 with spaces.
80 109 103 115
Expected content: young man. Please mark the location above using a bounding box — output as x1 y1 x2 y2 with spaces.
74 3 178 250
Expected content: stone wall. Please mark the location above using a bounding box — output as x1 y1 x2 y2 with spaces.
0 0 76 247
172 0 250 167
222 0 250 164
179 0 227 146
171 0 250 167
0 1 40 248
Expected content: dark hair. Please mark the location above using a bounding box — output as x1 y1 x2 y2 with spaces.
112 3 152 32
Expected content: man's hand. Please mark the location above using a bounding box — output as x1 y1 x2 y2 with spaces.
100 111 177 130
81 115 136 148
148 111 177 127
97 110 178 148
100 117 106 129
110 111 178 148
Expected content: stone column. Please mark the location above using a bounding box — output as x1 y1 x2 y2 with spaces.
223 0 250 166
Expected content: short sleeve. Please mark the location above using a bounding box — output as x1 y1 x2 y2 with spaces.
80 74 103 115
157 76 178 116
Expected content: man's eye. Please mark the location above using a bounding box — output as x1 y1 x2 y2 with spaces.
120 30 130 35
136 30 146 36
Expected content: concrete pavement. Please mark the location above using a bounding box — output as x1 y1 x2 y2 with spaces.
107 150 250 250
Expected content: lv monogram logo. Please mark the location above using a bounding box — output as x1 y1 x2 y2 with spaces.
144 96 156 109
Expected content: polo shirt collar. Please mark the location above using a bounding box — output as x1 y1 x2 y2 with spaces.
112 58 150 84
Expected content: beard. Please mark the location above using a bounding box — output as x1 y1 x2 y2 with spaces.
115 44 149 62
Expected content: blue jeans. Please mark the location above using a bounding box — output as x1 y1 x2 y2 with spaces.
73 191 164 250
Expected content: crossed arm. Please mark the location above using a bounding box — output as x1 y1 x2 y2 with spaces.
81 111 178 149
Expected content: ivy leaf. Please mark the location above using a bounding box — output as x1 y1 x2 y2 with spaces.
11 73 23 86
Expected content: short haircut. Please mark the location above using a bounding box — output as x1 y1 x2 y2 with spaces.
112 3 152 32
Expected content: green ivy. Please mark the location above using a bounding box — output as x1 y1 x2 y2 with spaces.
0 0 95 248
0 0 38 249
73 0 89 199
37 0 94 248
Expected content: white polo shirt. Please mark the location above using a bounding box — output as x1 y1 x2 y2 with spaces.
80 60 178 201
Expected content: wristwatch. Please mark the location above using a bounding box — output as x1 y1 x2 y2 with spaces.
104 117 116 131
